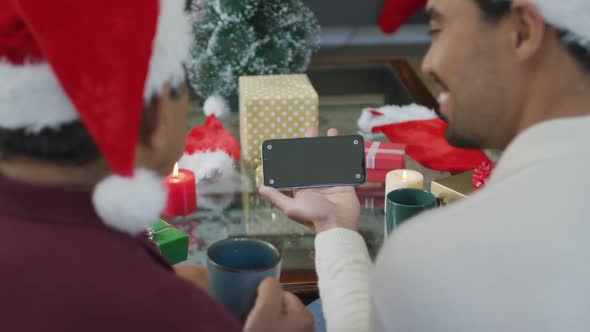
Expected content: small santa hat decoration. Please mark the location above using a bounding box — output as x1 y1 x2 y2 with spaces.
179 114 240 183
0 0 191 235
380 0 590 46
359 104 491 173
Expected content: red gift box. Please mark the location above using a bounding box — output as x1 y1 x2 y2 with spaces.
357 183 386 209
364 141 406 183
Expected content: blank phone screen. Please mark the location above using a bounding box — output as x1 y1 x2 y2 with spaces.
262 135 366 188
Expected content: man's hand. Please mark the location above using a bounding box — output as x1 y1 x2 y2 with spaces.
259 128 361 234
244 278 314 332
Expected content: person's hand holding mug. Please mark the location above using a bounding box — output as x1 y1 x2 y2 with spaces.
259 128 361 235
244 278 314 332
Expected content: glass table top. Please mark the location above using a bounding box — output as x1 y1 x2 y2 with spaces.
166 62 448 285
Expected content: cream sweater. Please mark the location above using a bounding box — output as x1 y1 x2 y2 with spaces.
314 116 590 331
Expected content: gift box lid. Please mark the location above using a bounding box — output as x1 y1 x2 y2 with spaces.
239 74 319 101
364 141 406 170
149 219 189 265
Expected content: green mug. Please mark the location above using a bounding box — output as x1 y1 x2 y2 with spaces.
386 188 437 234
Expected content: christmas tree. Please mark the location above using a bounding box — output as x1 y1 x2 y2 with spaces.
187 0 320 115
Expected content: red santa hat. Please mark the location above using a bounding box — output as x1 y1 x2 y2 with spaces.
0 0 191 235
359 104 491 173
376 0 590 171
380 0 590 44
379 0 426 34
179 114 240 183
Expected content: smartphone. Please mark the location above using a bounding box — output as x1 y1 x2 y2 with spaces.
261 135 366 189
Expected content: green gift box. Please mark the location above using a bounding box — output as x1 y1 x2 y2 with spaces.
149 219 189 265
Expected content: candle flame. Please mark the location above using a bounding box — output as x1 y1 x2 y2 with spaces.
402 170 408 181
173 162 179 177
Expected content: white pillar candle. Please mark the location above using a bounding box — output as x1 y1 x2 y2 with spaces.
385 169 424 197
384 170 425 236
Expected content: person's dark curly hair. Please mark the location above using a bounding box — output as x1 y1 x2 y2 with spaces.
0 85 185 166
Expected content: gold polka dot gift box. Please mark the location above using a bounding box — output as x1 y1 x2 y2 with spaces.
239 74 319 169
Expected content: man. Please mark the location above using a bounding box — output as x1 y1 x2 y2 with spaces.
0 0 312 331
261 0 590 331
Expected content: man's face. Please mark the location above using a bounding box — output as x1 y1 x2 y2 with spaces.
422 0 520 149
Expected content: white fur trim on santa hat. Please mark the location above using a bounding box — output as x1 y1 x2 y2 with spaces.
179 150 236 183
358 103 437 133
527 0 590 48
203 95 231 119
92 168 166 236
0 62 78 132
0 0 191 132
143 0 192 102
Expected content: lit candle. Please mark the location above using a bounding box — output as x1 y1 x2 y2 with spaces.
162 163 197 217
384 169 424 236
385 169 424 196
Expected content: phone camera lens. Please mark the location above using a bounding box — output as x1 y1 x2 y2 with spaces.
269 179 275 185
355 174 361 179
267 145 272 150
353 140 359 145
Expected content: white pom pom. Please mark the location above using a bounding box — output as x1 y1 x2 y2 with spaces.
358 108 376 132
203 95 230 119
179 150 236 183
92 169 166 235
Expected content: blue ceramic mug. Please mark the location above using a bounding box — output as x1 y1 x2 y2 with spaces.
207 238 281 322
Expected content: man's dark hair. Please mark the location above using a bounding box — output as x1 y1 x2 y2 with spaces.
474 0 511 23
474 0 590 73
0 85 185 166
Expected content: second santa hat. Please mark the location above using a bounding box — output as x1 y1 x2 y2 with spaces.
0 0 191 235
380 0 590 46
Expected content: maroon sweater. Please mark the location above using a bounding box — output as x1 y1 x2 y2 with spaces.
0 176 241 331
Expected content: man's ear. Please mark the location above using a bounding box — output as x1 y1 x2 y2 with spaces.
509 2 547 63
140 84 172 152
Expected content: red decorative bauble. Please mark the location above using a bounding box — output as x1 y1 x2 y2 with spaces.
472 160 496 189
